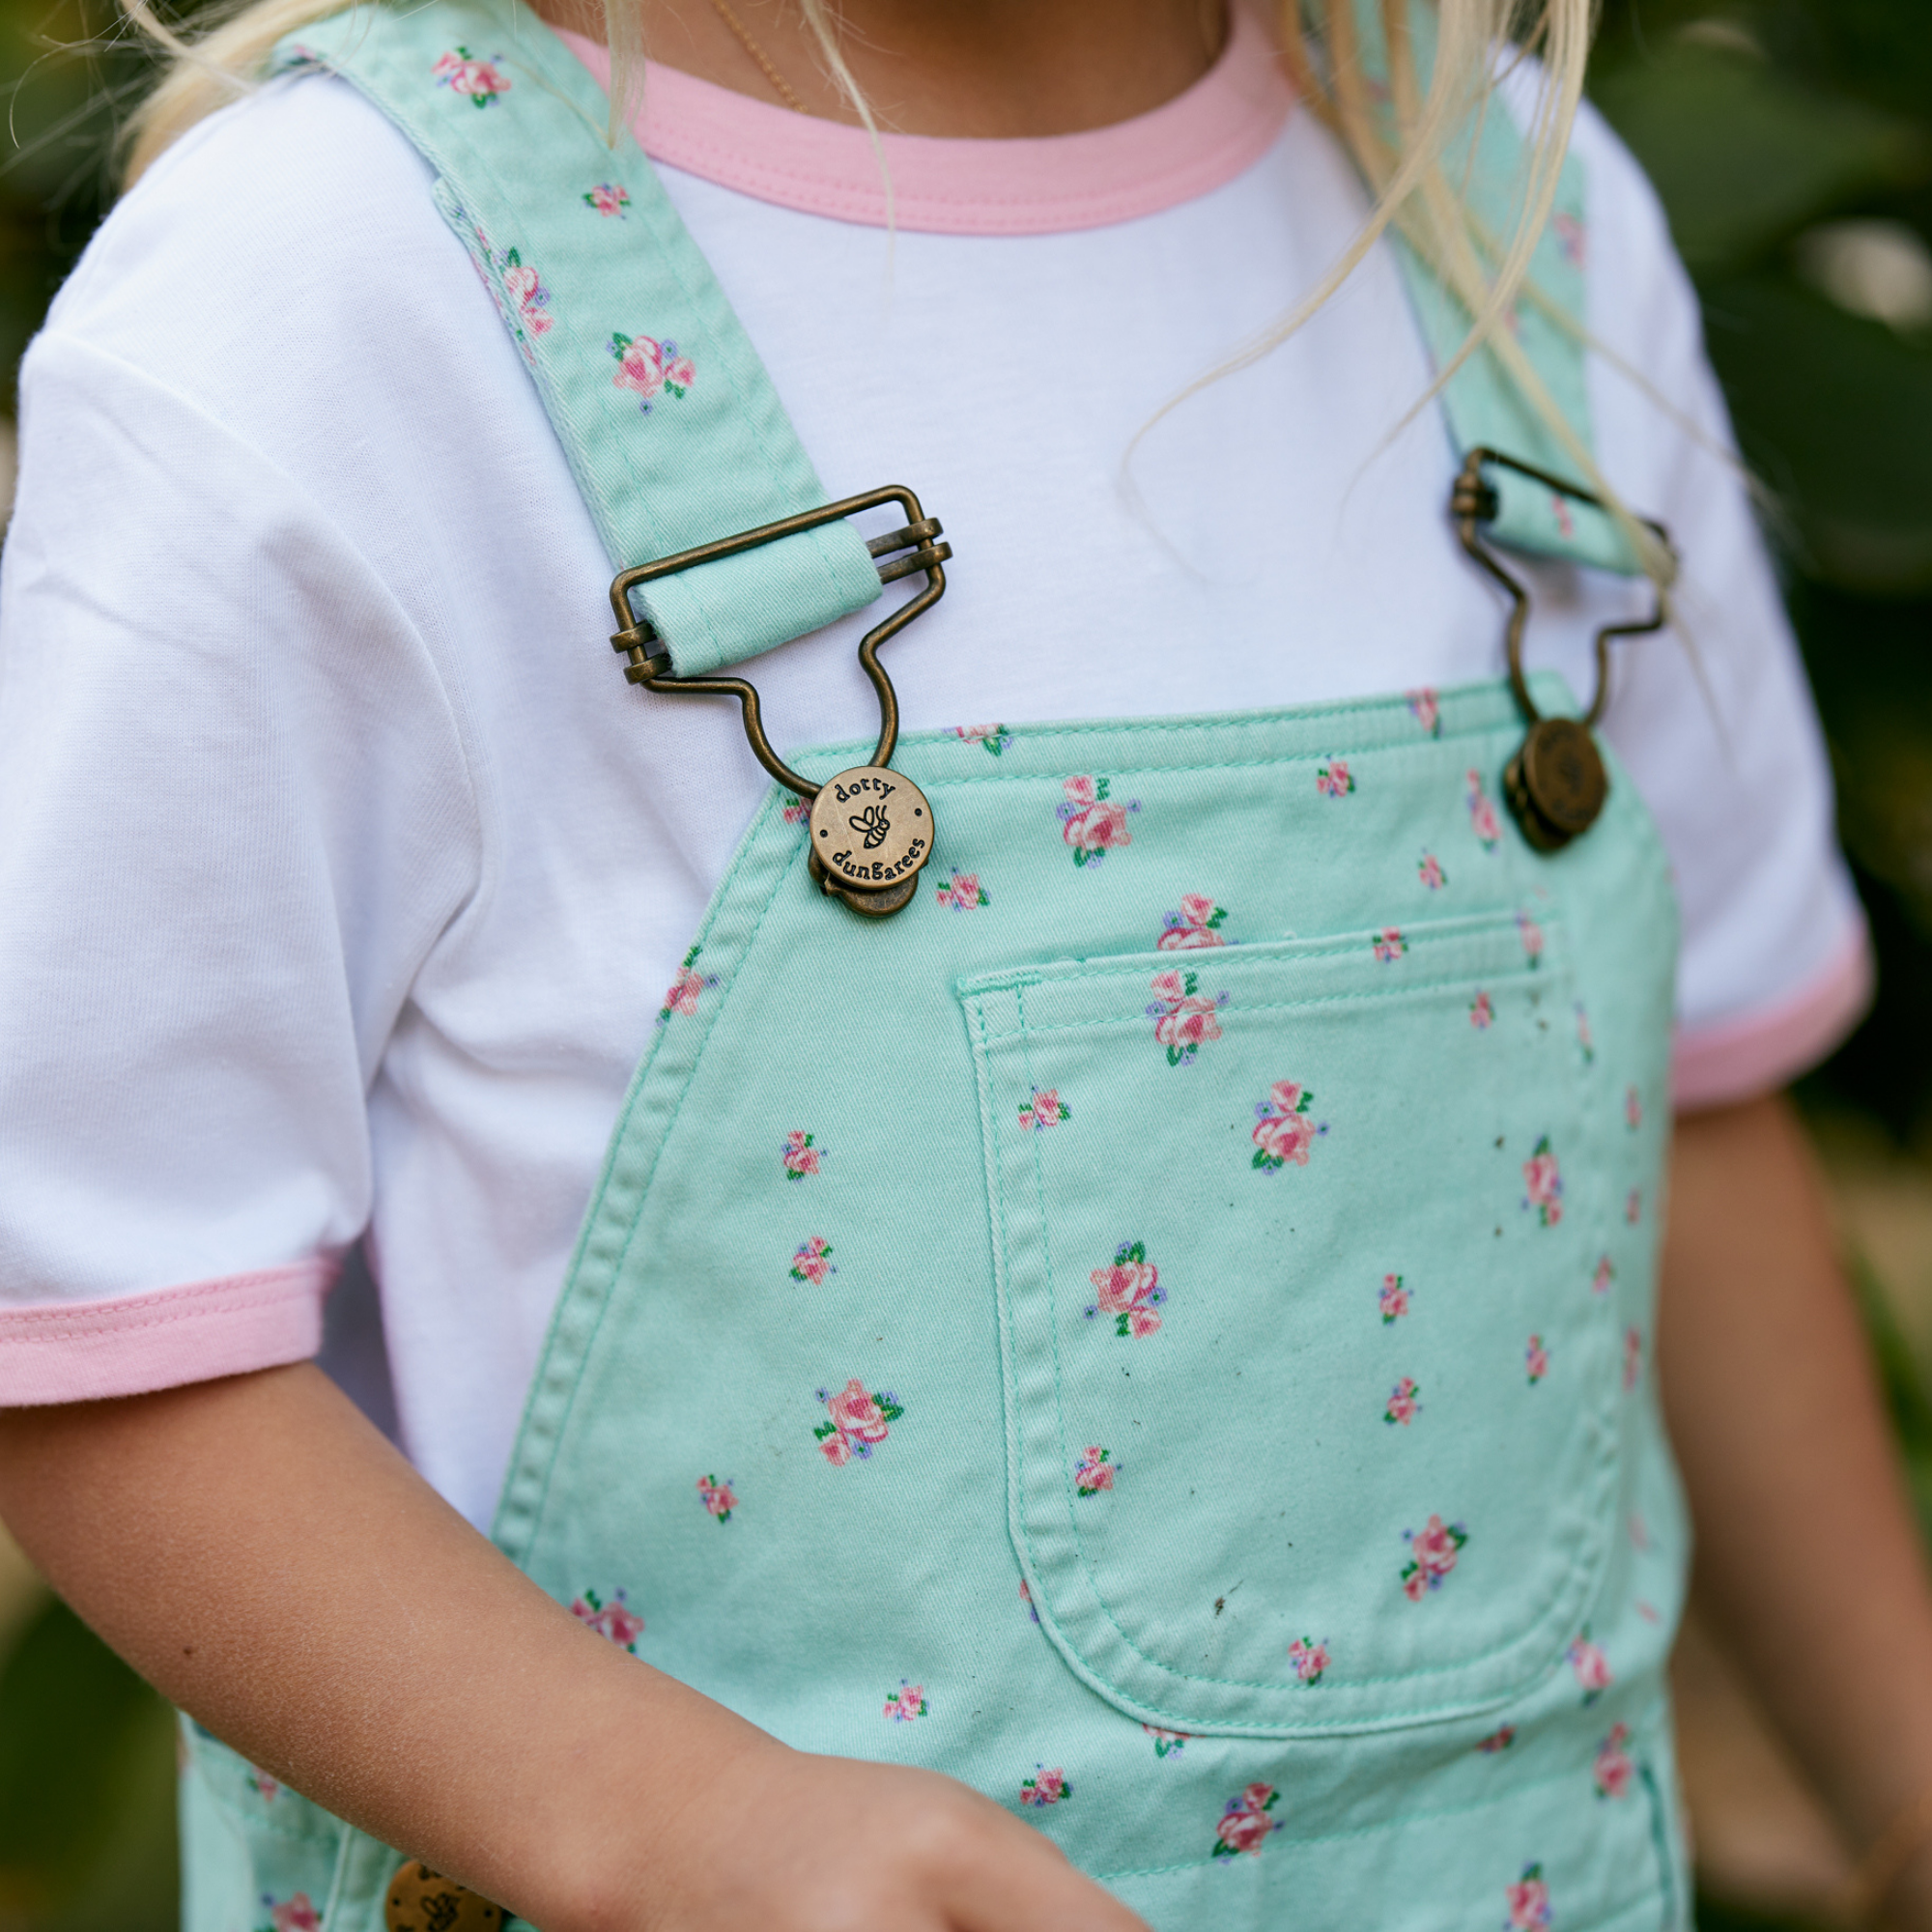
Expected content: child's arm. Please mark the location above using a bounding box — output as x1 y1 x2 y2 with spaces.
1660 1093 1932 1927
0 1365 1147 1932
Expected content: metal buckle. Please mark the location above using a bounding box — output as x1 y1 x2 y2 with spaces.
609 486 952 917
1451 447 1674 852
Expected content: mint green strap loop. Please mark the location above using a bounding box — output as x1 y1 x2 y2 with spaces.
273 0 884 674
1357 1 1641 575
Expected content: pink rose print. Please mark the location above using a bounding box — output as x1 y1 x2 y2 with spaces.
1507 1863 1552 1932
584 181 631 217
1625 1085 1643 1130
696 1474 736 1523
1576 1004 1595 1064
433 46 509 102
1592 1254 1614 1295
1522 1137 1563 1227
1470 990 1494 1030
1626 1187 1642 1226
1629 1511 1651 1552
1549 490 1576 538
247 1766 279 1802
1594 1721 1634 1799
814 1379 903 1463
1568 1632 1613 1702
1476 1725 1517 1753
608 330 696 413
1418 852 1447 891
934 869 989 909
1408 688 1442 738
1073 1445 1116 1495
1159 893 1229 950
1384 1376 1421 1427
1374 926 1408 964
790 1236 835 1285
656 944 716 1025
1020 1577 1039 1623
1554 210 1587 267
781 793 810 825
1288 1637 1330 1685
1017 1088 1069 1132
1142 1723 1189 1758
1020 1767 1070 1807
885 1680 928 1722
497 249 553 337
952 723 1012 756
1316 759 1355 798
1378 1272 1410 1323
1211 1782 1281 1858
1059 775 1138 867
1624 1326 1643 1391
1149 968 1227 1066
1466 770 1502 851
263 1894 323 1932
1086 1240 1164 1338
782 1130 822 1180
570 1587 644 1652
1517 911 1546 967
1400 1514 1468 1600
1253 1079 1325 1171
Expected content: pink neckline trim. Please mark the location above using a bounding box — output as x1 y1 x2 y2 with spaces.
557 8 1292 235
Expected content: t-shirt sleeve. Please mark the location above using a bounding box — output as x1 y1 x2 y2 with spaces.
0 331 479 1405
1570 97 1871 1110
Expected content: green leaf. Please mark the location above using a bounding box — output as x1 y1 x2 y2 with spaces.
0 1595 180 1930
1699 273 1932 594
1592 42 1927 272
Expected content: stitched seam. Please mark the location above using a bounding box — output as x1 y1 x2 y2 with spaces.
979 977 1551 1044
0 1266 327 1331
1093 1764 1675 1883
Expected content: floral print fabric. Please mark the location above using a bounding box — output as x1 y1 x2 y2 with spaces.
1087 1241 1163 1338
814 1380 902 1464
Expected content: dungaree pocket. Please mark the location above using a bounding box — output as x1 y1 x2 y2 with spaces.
959 911 1616 1738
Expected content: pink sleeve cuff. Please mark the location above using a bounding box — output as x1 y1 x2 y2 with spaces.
1672 922 1874 1113
0 1259 335 1406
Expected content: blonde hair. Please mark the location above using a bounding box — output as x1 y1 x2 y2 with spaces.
119 0 1666 582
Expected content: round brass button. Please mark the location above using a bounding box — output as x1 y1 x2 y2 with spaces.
1504 717 1608 851
384 1860 505 1932
807 766 934 896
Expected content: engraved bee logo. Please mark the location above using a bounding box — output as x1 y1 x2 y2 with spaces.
849 803 892 849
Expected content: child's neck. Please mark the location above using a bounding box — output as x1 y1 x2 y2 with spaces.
526 0 1233 137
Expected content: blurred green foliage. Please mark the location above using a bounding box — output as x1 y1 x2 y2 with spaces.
0 0 1930 1927
1590 0 1932 1146
0 1592 178 1932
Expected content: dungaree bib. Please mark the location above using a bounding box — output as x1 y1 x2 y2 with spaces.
178 8 1692 1929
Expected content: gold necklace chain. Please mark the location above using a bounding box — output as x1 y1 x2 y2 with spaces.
705 0 809 113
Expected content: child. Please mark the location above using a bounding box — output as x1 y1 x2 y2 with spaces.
0 3 1925 1930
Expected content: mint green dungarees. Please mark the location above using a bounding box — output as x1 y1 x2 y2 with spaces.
177 8 1691 1929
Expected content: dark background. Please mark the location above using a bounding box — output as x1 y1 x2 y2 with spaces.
0 1 1929 1926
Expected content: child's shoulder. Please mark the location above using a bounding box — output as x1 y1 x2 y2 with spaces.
40 71 469 419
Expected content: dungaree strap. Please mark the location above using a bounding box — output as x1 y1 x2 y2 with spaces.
274 0 1637 690
272 0 885 677
1360 0 1641 575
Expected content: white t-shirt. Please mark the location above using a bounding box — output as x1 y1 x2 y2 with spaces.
0 9 1868 1526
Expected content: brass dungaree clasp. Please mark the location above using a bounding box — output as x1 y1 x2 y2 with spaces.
1451 448 1675 853
609 486 952 918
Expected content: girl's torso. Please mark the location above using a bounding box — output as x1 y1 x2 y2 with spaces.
5 25 1823 1516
